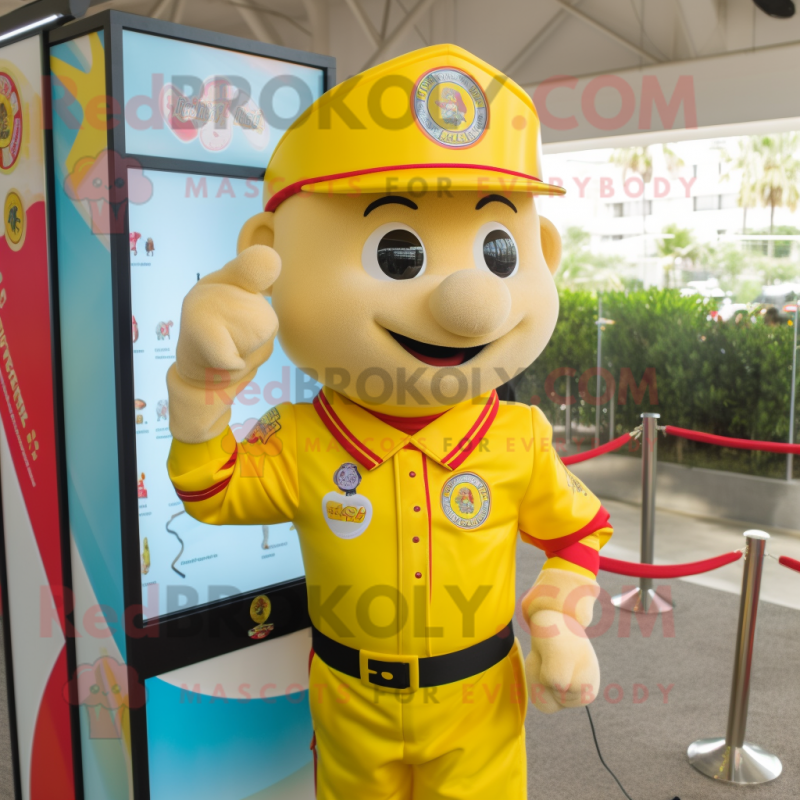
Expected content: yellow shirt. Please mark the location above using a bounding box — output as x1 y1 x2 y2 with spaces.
168 389 612 657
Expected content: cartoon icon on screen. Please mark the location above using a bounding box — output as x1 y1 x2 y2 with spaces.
155 321 173 340
132 315 139 343
137 473 147 499
65 151 153 235
141 538 150 575
261 524 269 550
156 399 168 422
145 237 155 257
135 399 146 425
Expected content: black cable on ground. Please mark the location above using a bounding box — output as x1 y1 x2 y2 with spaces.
585 706 635 800
585 706 680 800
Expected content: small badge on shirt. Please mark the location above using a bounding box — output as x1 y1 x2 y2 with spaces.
441 472 491 529
322 463 373 539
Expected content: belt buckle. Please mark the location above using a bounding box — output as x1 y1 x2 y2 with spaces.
359 650 419 694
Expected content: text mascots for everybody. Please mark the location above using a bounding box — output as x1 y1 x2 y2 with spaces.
167 44 613 800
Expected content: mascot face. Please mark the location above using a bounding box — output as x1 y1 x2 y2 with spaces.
255 189 561 410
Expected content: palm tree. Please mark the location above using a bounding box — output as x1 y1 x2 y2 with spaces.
722 137 761 234
610 145 684 283
558 227 625 291
754 133 800 255
656 224 698 288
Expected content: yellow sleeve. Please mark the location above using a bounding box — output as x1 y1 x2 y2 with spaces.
518 406 612 580
167 403 299 526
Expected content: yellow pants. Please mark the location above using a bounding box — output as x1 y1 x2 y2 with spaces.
309 639 528 799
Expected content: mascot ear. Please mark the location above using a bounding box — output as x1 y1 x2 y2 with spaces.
238 211 275 253
539 216 562 276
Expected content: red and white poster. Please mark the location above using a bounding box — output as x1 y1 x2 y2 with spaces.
0 35 76 800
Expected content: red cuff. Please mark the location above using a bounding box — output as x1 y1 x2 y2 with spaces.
545 541 599 576
521 506 611 552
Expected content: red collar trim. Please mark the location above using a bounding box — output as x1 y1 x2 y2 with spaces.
265 163 545 212
313 392 383 470
312 389 500 471
360 406 447 436
441 390 499 470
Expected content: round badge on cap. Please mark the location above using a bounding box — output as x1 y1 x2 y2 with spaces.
412 67 488 149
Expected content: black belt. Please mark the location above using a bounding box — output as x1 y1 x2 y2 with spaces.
311 622 514 693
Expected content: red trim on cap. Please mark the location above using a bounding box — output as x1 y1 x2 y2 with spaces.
265 163 549 211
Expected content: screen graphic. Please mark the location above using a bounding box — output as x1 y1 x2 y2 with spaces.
122 31 325 168
129 169 307 620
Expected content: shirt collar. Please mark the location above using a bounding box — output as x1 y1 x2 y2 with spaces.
312 388 500 472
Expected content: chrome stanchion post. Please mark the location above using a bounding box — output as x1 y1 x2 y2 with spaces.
565 373 572 452
608 390 615 444
594 295 603 449
688 531 782 784
611 412 673 614
787 303 798 481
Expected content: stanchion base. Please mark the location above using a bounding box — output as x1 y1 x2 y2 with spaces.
610 587 673 614
688 739 782 784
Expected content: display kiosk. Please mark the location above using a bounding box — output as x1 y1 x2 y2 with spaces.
0 10 333 800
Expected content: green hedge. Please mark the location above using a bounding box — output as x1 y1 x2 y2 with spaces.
516 289 798 479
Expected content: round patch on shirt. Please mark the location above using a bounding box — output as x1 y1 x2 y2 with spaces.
412 67 488 148
441 472 490 529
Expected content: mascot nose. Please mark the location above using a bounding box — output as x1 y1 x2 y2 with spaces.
429 270 512 338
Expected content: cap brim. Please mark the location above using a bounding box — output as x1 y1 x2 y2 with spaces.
300 167 566 198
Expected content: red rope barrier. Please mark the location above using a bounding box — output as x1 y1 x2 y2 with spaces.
599 550 743 579
562 432 633 466
779 555 800 574
665 426 800 455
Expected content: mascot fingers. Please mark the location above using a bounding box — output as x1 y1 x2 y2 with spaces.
176 283 278 384
206 245 281 295
526 609 600 713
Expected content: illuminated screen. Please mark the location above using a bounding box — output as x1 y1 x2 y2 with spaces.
122 30 325 168
130 169 310 620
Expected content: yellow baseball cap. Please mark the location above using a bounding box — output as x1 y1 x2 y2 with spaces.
264 44 565 211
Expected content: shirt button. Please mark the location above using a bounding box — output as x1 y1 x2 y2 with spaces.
413 536 420 543
415 572 422 579
409 471 416 478
414 506 421 512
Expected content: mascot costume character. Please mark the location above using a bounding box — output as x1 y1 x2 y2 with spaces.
168 44 613 800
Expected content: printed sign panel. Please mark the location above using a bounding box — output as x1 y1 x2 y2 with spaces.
0 34 76 800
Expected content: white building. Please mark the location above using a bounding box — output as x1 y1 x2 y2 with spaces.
536 136 800 289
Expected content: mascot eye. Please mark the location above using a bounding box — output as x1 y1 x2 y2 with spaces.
362 222 426 281
474 222 518 278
